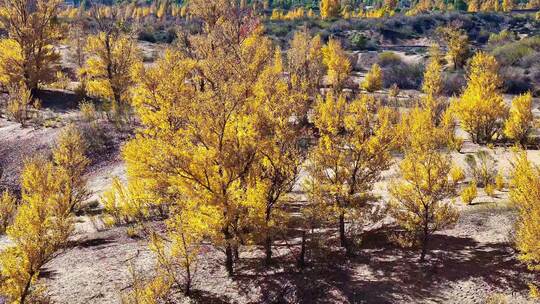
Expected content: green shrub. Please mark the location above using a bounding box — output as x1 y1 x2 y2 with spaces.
350 33 368 49
493 43 534 66
378 51 402 67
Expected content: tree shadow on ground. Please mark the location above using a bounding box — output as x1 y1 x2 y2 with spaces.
38 269 59 280
190 290 232 304
77 237 115 249
230 226 537 304
34 89 84 112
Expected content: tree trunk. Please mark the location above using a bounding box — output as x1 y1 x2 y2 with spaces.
264 208 272 265
420 235 428 262
264 234 272 266
339 212 347 250
20 272 34 304
185 265 192 296
420 211 429 262
298 230 306 269
224 229 234 277
234 244 240 261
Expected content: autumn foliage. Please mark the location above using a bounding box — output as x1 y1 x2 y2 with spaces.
454 52 508 144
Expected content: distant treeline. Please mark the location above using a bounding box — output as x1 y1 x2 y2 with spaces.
67 0 538 12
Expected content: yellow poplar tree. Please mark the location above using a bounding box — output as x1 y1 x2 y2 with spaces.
454 52 508 144
253 49 305 265
362 63 383 92
437 26 469 70
421 44 445 124
0 126 89 303
287 30 325 98
0 0 62 91
320 0 341 19
504 92 534 146
468 0 480 11
81 31 140 117
390 108 459 262
149 203 220 296
0 159 69 304
306 93 396 253
502 0 514 11
53 124 90 213
322 39 352 93
510 151 540 298
124 0 279 277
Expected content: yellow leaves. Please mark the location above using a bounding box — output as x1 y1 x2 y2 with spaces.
437 26 469 70
0 124 89 302
0 191 17 234
102 177 152 227
53 124 89 177
461 182 478 205
504 92 534 145
389 141 458 259
0 39 23 87
495 173 505 190
241 32 274 78
510 151 540 297
502 0 515 11
0 0 62 90
320 0 341 19
82 32 141 105
130 50 197 135
450 165 466 184
314 92 347 136
287 31 324 97
421 44 443 121
361 63 383 93
1 159 67 303
455 52 507 144
125 4 298 275
307 93 396 227
509 151 540 295
270 7 307 20
397 107 450 152
122 263 174 304
322 39 351 92
390 104 459 259
485 183 496 197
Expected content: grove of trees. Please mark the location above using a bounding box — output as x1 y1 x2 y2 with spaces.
0 0 539 303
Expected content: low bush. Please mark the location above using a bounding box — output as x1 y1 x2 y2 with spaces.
349 32 377 50
465 150 497 188
79 121 111 156
378 51 402 67
493 43 534 66
461 182 478 205
442 72 466 96
501 67 533 94
6 83 32 126
485 184 496 197
383 62 424 90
